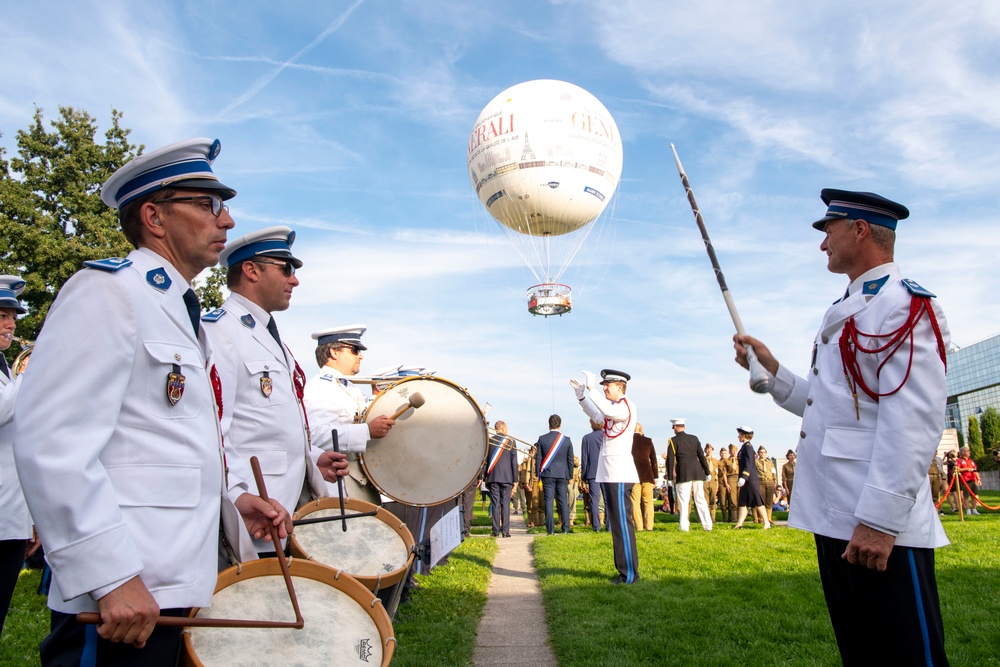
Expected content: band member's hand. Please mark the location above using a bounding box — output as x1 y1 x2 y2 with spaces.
236 493 292 541
842 523 895 572
733 334 780 376
317 450 350 482
581 370 596 391
25 526 41 559
368 414 395 439
569 378 586 399
96 576 160 647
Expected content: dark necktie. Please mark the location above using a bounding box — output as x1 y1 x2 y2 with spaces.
266 316 282 347
182 289 201 337
0 354 9 379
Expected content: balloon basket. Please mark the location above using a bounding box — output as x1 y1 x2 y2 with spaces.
527 283 572 317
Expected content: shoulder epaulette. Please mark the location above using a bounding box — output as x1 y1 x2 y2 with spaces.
901 278 936 298
201 308 226 322
83 257 132 272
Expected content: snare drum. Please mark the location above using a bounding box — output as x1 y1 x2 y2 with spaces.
181 559 394 667
290 497 415 591
361 376 488 506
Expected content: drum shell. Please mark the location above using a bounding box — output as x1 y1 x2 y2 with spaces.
181 558 394 667
289 497 415 590
361 376 487 506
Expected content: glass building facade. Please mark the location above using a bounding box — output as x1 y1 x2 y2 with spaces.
945 332 1000 439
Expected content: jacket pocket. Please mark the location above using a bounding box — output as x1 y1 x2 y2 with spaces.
144 341 205 420
820 427 874 515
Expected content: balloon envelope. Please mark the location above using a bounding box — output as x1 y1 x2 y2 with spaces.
468 80 623 238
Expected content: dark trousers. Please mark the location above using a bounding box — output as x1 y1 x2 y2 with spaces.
0 539 26 634
487 482 513 536
542 477 569 534
603 482 639 583
585 479 603 530
815 534 948 667
460 485 477 537
41 608 189 667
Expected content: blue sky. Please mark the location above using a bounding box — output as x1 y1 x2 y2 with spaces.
3 0 999 459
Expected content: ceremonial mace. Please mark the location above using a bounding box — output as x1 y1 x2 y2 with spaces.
670 144 773 393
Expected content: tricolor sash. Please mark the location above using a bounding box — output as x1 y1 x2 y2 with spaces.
539 432 565 473
486 437 510 474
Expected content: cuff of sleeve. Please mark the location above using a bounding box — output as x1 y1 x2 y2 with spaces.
855 484 914 536
91 575 135 601
46 524 143 602
770 365 796 404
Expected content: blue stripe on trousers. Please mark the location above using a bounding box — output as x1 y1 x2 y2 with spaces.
618 484 636 583
81 624 98 666
908 549 933 667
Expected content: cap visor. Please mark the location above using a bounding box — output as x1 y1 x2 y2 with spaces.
171 179 237 201
811 214 842 230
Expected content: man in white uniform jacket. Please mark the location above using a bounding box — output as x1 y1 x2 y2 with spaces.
571 369 640 584
14 139 290 666
0 275 32 634
303 325 395 502
735 189 949 666
204 226 349 555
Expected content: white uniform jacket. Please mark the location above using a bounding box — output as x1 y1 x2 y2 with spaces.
770 264 949 548
204 294 327 553
13 249 256 614
0 371 31 541
303 367 372 454
578 391 639 484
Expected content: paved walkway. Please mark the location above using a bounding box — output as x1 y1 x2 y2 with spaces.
472 513 557 667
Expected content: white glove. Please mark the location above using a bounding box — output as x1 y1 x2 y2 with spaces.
582 370 596 391
737 478 746 488
705 475 712 482
667 480 674 488
569 378 586 400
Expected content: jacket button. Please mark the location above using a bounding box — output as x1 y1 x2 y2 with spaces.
799 431 806 439
821 336 829 344
812 368 819 375
806 398 813 406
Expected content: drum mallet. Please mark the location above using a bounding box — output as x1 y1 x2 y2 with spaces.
331 430 348 532
388 392 425 420
670 143 773 393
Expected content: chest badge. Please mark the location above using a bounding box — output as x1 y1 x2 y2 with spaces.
167 364 185 406
260 370 273 398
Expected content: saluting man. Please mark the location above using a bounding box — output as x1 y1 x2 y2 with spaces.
534 414 574 534
14 139 289 665
204 226 349 555
303 325 395 504
735 189 950 665
571 369 640 584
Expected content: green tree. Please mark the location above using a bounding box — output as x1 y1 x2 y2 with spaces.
967 415 983 459
0 106 141 351
195 267 228 310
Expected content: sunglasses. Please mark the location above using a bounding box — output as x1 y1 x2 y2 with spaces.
338 345 362 355
253 260 296 277
154 194 229 218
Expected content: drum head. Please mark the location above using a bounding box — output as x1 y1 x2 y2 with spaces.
183 559 393 667
362 377 487 506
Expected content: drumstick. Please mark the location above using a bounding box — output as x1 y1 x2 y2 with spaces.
388 392 425 420
331 430 348 532
670 143 773 393
250 456 305 628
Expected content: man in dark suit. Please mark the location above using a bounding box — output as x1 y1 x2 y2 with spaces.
580 419 604 531
665 418 713 531
486 421 518 537
535 414 574 534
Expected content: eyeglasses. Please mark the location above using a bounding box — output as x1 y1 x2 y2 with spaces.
338 345 362 356
253 259 296 277
154 194 229 218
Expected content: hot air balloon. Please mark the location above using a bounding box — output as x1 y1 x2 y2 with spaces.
467 80 623 316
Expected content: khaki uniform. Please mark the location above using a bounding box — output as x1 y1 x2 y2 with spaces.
757 456 777 522
927 459 942 505
704 455 721 521
523 445 544 527
782 460 796 504
566 458 582 527
720 456 739 522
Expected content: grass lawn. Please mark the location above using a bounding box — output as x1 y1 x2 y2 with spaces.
534 491 1000 666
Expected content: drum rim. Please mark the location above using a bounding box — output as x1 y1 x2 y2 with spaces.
180 558 395 667
360 376 488 506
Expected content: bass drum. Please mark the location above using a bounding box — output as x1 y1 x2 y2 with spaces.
362 376 487 506
181 559 394 667
290 497 415 591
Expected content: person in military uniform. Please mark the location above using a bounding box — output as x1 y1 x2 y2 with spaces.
665 418 713 532
572 369 640 584
734 427 770 530
303 325 395 504
534 414 574 534
523 444 544 528
14 139 291 665
756 445 777 523
703 444 721 523
718 445 738 523
734 189 950 665
0 275 32 634
782 450 797 505
630 423 658 531
927 455 943 512
486 421 518 537
204 227 349 556
580 419 604 531
567 456 582 527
